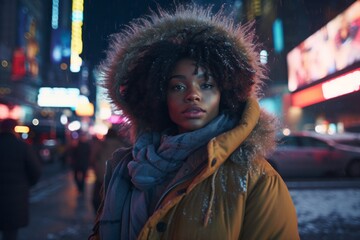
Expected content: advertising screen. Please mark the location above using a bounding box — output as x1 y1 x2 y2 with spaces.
287 1 360 92
14 5 41 80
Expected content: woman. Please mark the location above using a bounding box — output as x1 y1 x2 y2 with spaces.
90 4 299 240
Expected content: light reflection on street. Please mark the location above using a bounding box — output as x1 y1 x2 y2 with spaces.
19 169 95 240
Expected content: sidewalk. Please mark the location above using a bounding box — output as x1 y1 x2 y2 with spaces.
18 168 96 240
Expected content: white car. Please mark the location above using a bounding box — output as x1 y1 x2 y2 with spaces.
267 132 360 178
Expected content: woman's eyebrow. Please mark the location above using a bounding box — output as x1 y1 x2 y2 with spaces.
168 72 211 80
168 74 186 80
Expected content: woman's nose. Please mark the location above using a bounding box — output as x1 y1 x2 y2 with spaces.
185 87 201 102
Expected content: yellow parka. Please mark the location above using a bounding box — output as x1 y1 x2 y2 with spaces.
90 99 300 240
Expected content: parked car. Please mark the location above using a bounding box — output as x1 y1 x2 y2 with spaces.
267 131 360 178
327 132 360 147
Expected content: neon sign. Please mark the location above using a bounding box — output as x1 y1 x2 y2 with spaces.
70 0 84 72
292 68 360 107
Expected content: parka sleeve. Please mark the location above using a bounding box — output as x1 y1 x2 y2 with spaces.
240 159 300 240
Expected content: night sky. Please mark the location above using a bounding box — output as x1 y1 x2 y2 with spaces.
81 0 356 83
82 0 191 67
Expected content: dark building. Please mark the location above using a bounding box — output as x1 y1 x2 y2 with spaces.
0 0 51 122
0 0 79 143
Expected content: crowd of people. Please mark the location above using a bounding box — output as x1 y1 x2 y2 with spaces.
62 127 130 213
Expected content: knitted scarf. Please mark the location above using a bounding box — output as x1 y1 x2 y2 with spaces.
100 112 238 240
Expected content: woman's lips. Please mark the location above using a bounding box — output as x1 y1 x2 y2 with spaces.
182 107 205 118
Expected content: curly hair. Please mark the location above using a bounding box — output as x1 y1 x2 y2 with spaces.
100 4 267 133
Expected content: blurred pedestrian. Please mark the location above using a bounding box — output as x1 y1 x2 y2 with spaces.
70 133 91 194
0 118 42 240
90 128 127 213
90 4 299 240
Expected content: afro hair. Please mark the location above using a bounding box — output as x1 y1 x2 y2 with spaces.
99 4 267 132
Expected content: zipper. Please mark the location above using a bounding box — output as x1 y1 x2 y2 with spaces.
154 160 207 211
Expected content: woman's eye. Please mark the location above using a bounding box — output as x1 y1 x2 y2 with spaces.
201 83 214 89
170 84 185 91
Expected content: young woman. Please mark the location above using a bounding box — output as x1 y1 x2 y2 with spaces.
90 4 299 240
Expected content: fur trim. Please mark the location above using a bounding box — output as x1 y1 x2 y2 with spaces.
99 4 266 122
230 109 279 164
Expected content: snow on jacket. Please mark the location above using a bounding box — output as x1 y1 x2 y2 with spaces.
90 98 300 240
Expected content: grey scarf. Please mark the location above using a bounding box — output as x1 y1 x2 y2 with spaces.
100 112 238 240
128 112 238 191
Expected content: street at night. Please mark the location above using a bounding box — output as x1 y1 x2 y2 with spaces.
2 0 360 239
17 162 360 240
18 163 95 240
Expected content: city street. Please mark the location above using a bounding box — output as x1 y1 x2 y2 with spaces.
18 163 95 240
1 0 360 239
18 162 360 240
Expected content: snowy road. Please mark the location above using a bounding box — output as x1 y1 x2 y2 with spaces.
288 180 360 240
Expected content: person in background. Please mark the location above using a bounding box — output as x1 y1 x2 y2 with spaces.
90 4 299 240
70 132 91 194
0 118 42 240
90 128 128 214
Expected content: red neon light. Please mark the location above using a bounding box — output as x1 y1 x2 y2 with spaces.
292 84 324 107
291 67 360 108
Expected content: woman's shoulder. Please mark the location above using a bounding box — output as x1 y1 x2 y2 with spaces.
108 146 133 169
103 146 133 191
246 156 287 193
221 156 281 193
249 156 278 178
224 155 276 174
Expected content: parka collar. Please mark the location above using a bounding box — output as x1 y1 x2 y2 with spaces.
189 97 260 188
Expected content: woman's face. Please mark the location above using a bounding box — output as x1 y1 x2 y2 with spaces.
167 59 221 133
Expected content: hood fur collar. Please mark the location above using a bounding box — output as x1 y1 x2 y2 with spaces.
100 4 266 122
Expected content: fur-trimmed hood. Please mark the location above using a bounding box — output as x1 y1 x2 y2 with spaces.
236 109 278 163
200 97 278 176
99 4 266 125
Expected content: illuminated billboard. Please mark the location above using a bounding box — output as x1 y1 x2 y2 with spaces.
37 87 80 108
50 28 71 64
13 4 41 80
291 67 360 108
287 1 360 92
